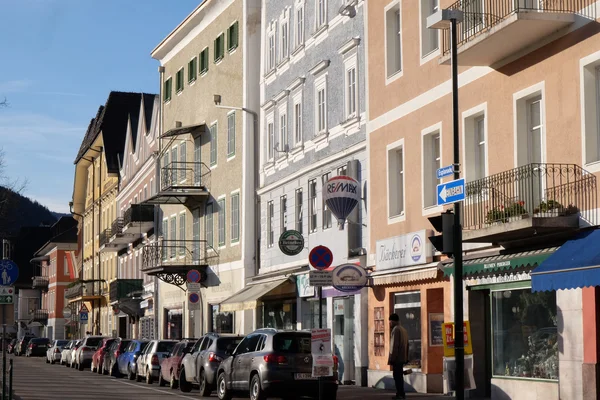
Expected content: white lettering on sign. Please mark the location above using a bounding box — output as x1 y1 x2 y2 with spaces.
466 271 531 287
446 185 464 197
483 261 511 269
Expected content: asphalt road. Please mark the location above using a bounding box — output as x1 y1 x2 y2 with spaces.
8 355 454 400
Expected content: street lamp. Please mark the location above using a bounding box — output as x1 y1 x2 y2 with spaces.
427 8 465 400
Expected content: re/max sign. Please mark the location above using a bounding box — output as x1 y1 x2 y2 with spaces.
327 182 358 194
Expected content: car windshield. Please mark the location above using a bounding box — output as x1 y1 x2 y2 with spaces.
31 338 50 344
217 337 243 352
120 340 131 350
273 333 311 354
156 341 176 353
56 340 69 347
86 338 103 347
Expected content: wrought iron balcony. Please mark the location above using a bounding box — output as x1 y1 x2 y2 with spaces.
440 0 594 66
32 276 49 290
65 281 104 301
32 309 48 324
142 239 217 285
463 163 597 244
123 204 154 234
144 162 210 209
65 283 83 299
110 279 143 302
99 218 129 253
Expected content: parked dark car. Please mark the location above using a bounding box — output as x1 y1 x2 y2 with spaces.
15 336 35 356
26 337 50 357
158 339 196 388
216 329 338 400
103 338 131 376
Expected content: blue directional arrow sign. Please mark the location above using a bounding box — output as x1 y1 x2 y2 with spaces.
0 260 18 286
436 165 455 180
437 178 466 206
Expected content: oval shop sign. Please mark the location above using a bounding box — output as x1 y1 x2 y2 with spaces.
278 230 305 256
332 263 368 292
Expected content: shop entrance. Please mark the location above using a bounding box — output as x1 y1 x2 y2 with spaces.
468 289 492 398
333 297 355 384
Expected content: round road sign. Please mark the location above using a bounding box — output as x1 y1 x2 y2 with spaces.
63 307 72 319
278 230 305 256
0 260 18 286
309 246 333 271
187 269 201 283
189 292 200 304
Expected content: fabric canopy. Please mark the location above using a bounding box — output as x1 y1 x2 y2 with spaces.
219 278 290 312
444 248 556 277
531 230 600 292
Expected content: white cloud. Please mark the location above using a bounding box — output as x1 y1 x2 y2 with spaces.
0 112 83 145
0 79 34 94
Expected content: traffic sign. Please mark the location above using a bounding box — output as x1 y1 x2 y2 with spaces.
309 246 333 271
309 270 333 287
437 178 465 206
187 269 201 283
0 295 13 305
63 307 72 319
437 165 455 179
188 292 200 304
0 287 14 296
278 230 305 256
79 304 90 313
0 260 18 286
79 312 88 323
186 282 201 292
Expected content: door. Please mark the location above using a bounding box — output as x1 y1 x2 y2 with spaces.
190 337 204 383
233 334 261 390
333 297 355 383
526 96 543 208
119 317 127 338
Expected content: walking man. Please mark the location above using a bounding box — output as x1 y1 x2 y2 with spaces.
388 313 409 400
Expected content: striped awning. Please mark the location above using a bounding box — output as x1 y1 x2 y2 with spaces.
371 265 440 286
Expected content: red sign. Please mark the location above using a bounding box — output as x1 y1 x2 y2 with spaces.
309 246 333 271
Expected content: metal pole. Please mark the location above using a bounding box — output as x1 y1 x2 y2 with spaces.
318 287 323 400
2 320 6 400
8 359 11 400
451 17 465 400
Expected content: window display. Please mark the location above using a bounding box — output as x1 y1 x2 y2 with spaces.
491 289 558 380
211 305 233 333
301 299 327 329
263 301 296 330
394 291 422 369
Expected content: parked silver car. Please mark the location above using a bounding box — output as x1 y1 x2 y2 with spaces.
46 340 69 364
135 339 177 384
74 336 106 371
179 333 243 395
60 340 78 366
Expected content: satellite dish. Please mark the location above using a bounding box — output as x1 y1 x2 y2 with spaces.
323 175 361 230
339 1 357 18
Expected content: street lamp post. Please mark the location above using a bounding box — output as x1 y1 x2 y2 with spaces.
427 8 465 400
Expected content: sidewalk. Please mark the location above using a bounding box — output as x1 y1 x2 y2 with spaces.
337 386 488 400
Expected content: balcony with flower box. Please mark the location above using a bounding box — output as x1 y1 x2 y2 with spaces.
462 163 597 246
438 0 595 66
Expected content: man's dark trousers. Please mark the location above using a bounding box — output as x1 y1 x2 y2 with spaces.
392 363 405 398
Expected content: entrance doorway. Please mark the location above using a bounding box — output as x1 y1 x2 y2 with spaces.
118 316 127 338
333 296 355 384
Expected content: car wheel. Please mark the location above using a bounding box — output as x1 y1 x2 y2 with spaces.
217 372 232 400
135 369 143 382
158 371 166 387
199 369 211 397
250 374 266 400
102 363 108 375
146 367 153 385
46 357 50 364
128 365 135 381
91 362 96 373
51 358 55 365
169 372 179 390
179 368 192 393
111 362 120 378
78 362 84 371
98 362 104 375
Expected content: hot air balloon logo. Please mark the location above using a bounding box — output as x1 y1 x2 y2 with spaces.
323 175 361 230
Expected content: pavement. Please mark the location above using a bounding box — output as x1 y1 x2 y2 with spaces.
8 355 467 400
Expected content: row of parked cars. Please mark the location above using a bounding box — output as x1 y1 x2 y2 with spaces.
22 328 339 400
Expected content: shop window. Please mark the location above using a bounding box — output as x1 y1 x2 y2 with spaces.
491 289 558 380
394 291 422 369
301 299 327 330
374 307 385 356
263 301 296 330
210 305 233 333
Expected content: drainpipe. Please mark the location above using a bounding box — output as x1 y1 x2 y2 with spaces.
155 65 165 340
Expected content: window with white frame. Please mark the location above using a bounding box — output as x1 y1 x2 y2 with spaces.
179 142 187 183
280 195 287 232
179 213 186 256
388 143 405 218
516 93 543 167
280 18 289 61
218 198 226 247
205 203 214 248
210 123 218 166
423 130 441 208
582 60 600 165
464 112 486 182
267 23 276 71
171 146 178 182
295 188 303 234
308 179 317 233
386 2 402 78
315 76 327 135
267 115 275 161
295 3 305 48
192 209 200 262
337 165 347 176
170 216 177 258
316 0 327 29
279 108 288 153
231 193 240 243
345 56 358 119
420 0 439 57
322 172 332 229
267 201 274 247
227 112 236 157
194 137 202 185
64 255 69 275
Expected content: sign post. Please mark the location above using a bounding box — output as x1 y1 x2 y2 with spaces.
0 260 17 400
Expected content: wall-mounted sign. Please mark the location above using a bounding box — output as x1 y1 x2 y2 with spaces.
376 230 433 271
297 274 315 298
278 230 305 256
429 313 444 347
332 263 368 292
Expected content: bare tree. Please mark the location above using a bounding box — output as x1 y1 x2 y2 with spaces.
0 148 28 227
0 97 7 108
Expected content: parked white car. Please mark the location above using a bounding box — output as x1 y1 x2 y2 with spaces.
63 340 80 367
46 340 69 364
74 336 105 370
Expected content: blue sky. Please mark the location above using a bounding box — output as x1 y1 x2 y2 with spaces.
0 0 201 213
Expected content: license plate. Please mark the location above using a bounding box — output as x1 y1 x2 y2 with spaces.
294 373 316 380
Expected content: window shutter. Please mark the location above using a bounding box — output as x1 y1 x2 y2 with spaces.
214 38 218 61
234 21 239 48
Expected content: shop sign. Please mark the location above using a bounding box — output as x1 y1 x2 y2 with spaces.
442 321 473 357
466 271 531 287
332 263 368 292
376 230 433 271
297 274 315 298
278 230 305 256
311 328 333 377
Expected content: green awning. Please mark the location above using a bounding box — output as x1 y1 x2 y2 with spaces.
444 247 557 277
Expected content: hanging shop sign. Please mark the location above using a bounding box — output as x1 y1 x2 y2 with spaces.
278 230 305 256
331 263 368 292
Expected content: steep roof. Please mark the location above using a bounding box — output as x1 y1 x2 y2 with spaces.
142 93 155 134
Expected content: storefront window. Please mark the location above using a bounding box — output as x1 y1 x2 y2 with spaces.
263 301 296 330
301 299 327 329
492 289 558 380
334 297 355 383
211 305 233 333
394 291 422 369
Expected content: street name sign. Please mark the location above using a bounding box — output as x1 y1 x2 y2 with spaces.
437 178 466 206
436 165 455 179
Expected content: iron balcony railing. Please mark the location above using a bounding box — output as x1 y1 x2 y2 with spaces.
65 283 83 299
464 163 597 230
99 229 112 247
109 279 143 302
32 276 49 290
32 309 49 323
142 239 218 270
160 162 211 192
123 204 154 226
111 218 124 236
441 0 595 57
